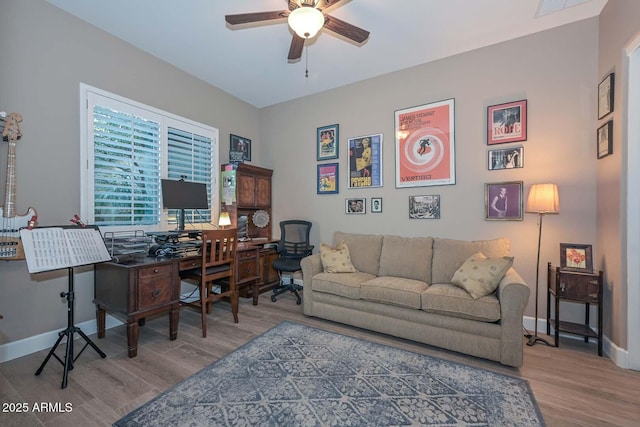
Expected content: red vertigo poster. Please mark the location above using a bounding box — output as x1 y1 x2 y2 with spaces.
394 99 455 188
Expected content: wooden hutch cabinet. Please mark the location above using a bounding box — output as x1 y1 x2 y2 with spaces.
221 163 279 302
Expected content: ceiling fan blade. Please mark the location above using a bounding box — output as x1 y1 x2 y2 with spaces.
288 34 305 60
288 1 300 11
225 10 288 25
316 0 346 10
324 15 369 44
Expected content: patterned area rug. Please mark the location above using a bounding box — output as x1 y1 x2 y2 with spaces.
114 321 545 426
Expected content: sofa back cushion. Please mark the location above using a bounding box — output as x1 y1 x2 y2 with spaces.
431 237 511 284
378 235 433 282
333 231 383 276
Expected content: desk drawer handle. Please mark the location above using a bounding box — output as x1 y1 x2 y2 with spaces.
151 289 160 299
153 268 159 273
560 282 566 293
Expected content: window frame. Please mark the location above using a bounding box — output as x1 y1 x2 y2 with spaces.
79 83 219 232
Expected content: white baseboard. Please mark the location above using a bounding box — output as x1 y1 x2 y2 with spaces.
0 315 123 364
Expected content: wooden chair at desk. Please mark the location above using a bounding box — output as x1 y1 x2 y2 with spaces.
180 228 238 337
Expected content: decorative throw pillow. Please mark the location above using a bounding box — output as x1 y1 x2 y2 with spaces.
320 240 357 273
451 252 513 299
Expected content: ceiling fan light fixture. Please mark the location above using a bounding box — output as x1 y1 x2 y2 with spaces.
288 6 324 39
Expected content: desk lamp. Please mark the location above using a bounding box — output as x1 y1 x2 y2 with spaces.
218 212 231 229
525 183 560 347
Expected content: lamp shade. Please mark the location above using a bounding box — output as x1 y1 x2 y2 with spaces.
288 6 325 39
526 183 560 214
218 212 231 227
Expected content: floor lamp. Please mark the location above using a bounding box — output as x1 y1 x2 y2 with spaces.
525 183 560 347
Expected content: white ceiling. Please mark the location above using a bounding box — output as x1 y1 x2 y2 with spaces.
46 0 607 108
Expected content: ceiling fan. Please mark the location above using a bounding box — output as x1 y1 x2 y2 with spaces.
225 0 370 61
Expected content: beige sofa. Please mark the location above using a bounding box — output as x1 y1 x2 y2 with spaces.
301 231 530 367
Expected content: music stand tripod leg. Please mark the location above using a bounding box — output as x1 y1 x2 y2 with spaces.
34 267 106 389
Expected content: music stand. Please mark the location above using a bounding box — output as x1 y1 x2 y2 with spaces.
20 225 112 389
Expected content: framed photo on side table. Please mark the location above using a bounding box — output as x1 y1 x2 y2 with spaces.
317 124 339 160
598 73 614 119
485 181 523 221
597 120 613 159
487 100 527 145
560 243 593 273
317 162 339 194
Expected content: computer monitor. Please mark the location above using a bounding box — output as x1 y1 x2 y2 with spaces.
161 179 209 230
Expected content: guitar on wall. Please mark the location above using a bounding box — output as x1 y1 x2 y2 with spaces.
1 112 37 260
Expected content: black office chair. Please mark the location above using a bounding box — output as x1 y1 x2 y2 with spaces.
271 220 313 304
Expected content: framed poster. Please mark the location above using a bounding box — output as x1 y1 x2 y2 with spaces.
597 120 613 159
348 133 382 188
394 98 455 188
371 197 382 213
230 134 251 161
485 181 523 221
488 146 524 170
560 243 593 273
345 198 366 214
317 124 339 160
487 100 527 145
409 195 440 219
317 162 339 194
598 73 614 119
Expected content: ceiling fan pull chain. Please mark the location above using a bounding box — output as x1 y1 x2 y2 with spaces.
305 38 310 78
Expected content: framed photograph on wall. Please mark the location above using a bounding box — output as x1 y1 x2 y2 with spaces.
560 243 593 273
487 100 527 145
394 98 455 188
597 120 613 159
485 181 523 221
317 162 339 194
317 124 339 160
488 146 524 170
230 134 251 161
371 197 382 213
345 198 366 214
409 195 440 219
598 73 614 119
348 133 383 188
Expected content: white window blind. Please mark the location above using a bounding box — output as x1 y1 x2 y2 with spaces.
80 84 219 232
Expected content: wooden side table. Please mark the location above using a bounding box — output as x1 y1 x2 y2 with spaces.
546 262 604 356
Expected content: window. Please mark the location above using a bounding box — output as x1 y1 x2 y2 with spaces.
80 84 219 232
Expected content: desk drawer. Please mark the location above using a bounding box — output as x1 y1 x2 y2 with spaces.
179 258 201 271
237 258 258 282
137 266 173 309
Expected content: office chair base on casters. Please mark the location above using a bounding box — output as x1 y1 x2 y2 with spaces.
271 277 302 305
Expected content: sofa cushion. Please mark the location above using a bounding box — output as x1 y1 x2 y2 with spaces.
320 240 357 273
431 237 510 284
451 252 514 299
378 235 433 283
360 276 429 309
422 283 501 322
333 231 383 276
311 271 376 299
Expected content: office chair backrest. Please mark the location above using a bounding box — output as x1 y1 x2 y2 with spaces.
278 220 312 259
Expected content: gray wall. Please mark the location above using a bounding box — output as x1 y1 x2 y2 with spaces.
0 0 260 343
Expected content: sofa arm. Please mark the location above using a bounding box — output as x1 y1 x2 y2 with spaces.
301 254 322 315
496 267 530 367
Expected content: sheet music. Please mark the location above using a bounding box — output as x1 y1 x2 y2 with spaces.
20 227 112 273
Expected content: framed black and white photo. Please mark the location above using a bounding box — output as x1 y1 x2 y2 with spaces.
597 120 613 159
409 195 440 219
598 73 614 119
485 181 523 221
230 134 251 161
345 198 366 214
371 197 382 213
488 146 524 170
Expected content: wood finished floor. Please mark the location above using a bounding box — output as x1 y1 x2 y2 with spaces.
1 293 639 427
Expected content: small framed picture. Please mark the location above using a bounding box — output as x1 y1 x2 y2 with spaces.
317 124 339 161
560 243 593 273
488 146 524 170
487 100 527 145
317 162 339 194
230 134 251 161
598 73 614 119
485 181 524 221
345 198 366 214
409 195 440 219
371 197 382 213
597 120 613 159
